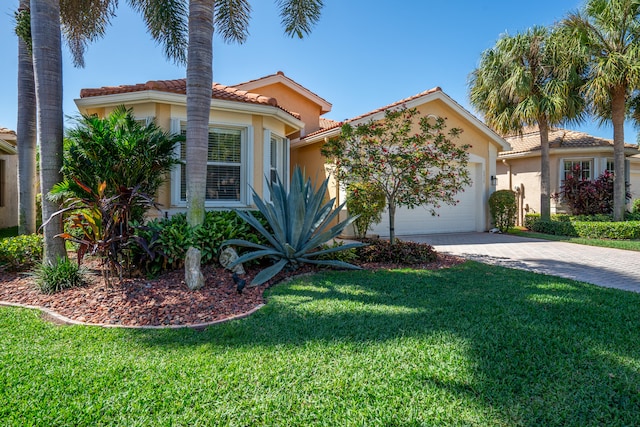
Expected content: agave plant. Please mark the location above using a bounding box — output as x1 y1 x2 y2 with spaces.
222 166 363 286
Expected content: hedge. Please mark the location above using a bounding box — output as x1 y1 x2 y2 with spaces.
525 213 640 240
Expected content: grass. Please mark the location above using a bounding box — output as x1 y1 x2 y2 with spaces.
1 261 639 426
510 228 640 251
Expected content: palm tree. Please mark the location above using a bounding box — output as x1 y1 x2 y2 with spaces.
28 0 188 266
30 0 67 264
469 26 585 221
184 0 323 290
563 0 640 221
15 2 37 235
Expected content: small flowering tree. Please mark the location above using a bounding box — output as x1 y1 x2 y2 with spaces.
322 106 471 245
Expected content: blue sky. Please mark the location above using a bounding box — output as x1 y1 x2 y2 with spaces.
0 0 637 142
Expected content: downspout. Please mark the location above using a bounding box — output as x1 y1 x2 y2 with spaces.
502 158 512 190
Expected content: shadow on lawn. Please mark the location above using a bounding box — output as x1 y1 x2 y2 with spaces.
128 261 640 425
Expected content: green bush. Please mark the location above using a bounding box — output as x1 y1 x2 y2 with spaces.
525 213 640 239
0 234 43 272
132 211 269 276
346 182 386 238
633 199 640 214
488 190 517 232
356 238 437 265
31 257 87 294
314 241 359 264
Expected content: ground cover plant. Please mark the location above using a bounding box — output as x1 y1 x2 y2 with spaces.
1 262 639 426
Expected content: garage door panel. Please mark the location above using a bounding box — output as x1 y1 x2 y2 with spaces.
367 163 480 236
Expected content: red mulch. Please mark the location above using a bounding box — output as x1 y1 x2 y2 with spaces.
0 254 464 328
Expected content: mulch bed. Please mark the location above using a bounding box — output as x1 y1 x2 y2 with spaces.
0 254 464 328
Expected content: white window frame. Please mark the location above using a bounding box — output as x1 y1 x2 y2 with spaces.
263 129 290 202
560 158 593 184
170 119 254 208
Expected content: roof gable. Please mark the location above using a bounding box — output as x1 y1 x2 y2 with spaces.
298 88 510 152
233 71 332 114
0 127 16 155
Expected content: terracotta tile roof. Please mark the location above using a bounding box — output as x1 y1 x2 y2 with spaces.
503 127 637 155
80 79 280 107
0 127 17 144
299 88 443 141
346 87 442 124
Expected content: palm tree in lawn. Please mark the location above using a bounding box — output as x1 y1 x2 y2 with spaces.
469 26 585 221
15 2 37 235
563 0 640 221
184 0 324 290
29 0 187 266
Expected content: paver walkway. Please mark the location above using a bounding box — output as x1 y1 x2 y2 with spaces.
405 232 640 293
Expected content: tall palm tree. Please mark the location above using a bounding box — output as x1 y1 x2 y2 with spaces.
184 0 323 290
563 0 640 221
28 0 188 266
469 26 585 221
30 0 67 264
15 2 37 235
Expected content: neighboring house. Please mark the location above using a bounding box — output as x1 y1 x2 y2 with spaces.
0 127 18 229
496 127 640 223
75 72 510 235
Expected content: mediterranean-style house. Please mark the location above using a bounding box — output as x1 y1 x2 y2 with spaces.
0 127 18 229
496 127 640 224
75 72 510 236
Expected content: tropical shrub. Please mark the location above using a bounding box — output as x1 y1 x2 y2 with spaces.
0 234 43 272
633 199 640 214
48 181 157 284
346 182 386 239
131 211 268 276
356 238 437 265
314 241 359 264
222 166 363 286
488 190 517 232
61 105 181 222
31 257 87 294
553 166 627 216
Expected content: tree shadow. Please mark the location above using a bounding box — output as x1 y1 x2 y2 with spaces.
124 262 640 425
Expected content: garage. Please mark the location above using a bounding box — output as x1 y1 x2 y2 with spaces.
367 163 483 237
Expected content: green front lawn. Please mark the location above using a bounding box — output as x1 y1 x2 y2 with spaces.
511 228 640 251
1 262 639 426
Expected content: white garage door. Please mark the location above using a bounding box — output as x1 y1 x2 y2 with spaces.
368 163 481 236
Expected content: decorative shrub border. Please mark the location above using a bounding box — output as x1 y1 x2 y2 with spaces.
525 213 640 239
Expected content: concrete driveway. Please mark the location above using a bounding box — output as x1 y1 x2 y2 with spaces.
405 232 640 293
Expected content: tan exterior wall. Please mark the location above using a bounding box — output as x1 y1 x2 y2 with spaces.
497 151 640 218
238 82 323 135
0 153 18 229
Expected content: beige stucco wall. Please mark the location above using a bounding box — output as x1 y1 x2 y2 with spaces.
239 82 323 136
0 153 18 229
79 99 298 217
497 150 640 217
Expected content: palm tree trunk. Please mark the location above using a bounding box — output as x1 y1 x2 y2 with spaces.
611 85 627 221
17 0 37 235
539 117 551 221
30 0 66 263
184 0 214 290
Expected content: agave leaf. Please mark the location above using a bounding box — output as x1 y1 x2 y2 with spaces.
251 193 286 247
307 241 364 258
296 213 357 257
230 248 282 266
234 210 282 251
221 238 272 251
251 259 289 286
300 258 362 270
